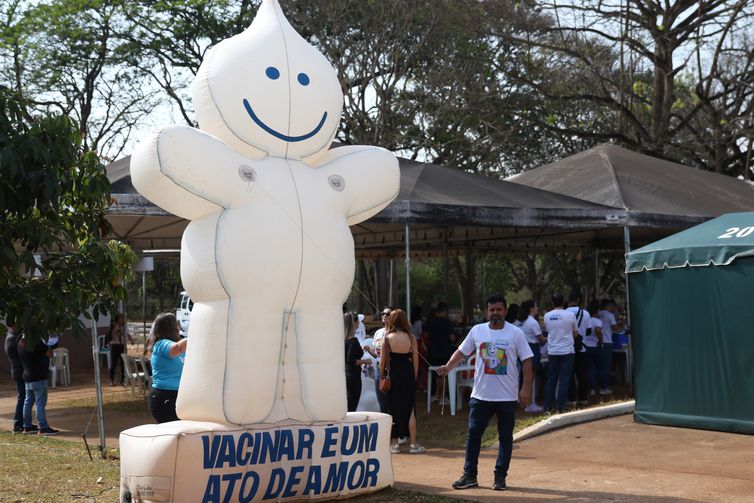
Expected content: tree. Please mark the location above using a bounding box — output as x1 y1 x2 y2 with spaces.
119 0 251 126
0 0 159 160
117 1 564 173
0 89 137 345
509 0 754 174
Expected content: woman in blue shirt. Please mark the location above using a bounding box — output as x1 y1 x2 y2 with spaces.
147 313 187 423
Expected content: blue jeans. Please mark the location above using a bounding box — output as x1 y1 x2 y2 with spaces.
463 398 516 477
24 380 49 429
599 343 613 389
584 347 601 393
14 379 26 429
544 353 575 413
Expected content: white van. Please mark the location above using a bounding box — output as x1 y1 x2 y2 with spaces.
176 291 192 336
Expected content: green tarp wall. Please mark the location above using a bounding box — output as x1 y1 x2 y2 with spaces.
627 212 754 434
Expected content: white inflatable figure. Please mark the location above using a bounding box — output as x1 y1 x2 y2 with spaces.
485 340 502 372
131 0 399 425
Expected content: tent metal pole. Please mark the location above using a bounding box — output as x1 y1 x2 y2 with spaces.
405 223 411 321
373 260 379 312
142 270 147 347
481 256 486 306
388 259 394 308
623 226 633 393
89 308 106 457
595 249 600 299
443 229 449 300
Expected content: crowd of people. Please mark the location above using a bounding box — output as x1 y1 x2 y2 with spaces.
534 292 626 414
349 307 426 454
434 292 626 491
343 292 626 491
4 321 61 435
6 292 625 493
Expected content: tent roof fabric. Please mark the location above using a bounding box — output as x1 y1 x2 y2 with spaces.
626 212 754 272
105 148 722 254
508 143 754 218
395 158 606 209
107 154 640 253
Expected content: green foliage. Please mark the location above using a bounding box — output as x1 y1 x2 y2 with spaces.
0 89 137 343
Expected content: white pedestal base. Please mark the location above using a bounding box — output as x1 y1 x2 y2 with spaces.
120 412 393 502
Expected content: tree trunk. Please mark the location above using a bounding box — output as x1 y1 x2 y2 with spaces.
452 252 476 323
524 254 539 304
373 258 392 312
651 37 674 152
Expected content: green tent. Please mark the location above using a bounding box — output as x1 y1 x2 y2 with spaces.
626 212 754 434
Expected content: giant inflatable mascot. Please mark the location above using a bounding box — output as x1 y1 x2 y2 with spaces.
120 1 399 501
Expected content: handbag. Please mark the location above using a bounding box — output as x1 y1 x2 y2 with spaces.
378 338 391 392
379 373 391 393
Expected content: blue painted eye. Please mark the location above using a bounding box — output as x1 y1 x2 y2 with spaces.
297 73 310 86
265 67 280 80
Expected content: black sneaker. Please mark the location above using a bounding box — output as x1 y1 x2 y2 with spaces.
12 426 24 434
493 472 507 491
37 427 59 436
22 425 39 434
452 472 478 490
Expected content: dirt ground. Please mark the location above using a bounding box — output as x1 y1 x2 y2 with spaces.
2 370 753 502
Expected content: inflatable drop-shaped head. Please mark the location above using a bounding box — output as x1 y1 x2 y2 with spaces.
193 0 343 160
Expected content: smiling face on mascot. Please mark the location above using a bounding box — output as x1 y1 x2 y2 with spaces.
131 0 399 425
193 0 343 160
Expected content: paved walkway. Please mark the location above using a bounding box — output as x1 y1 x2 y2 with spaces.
392 415 754 502
2 372 753 502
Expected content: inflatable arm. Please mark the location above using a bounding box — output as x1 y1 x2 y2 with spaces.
313 146 400 226
131 125 258 220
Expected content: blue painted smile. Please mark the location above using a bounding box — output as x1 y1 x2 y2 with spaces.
243 99 327 143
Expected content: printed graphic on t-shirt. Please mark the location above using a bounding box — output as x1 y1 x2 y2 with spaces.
481 340 507 375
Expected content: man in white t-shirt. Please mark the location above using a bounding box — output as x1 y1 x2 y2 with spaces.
542 293 578 414
598 299 624 395
585 302 603 395
565 291 590 405
438 294 533 492
519 300 545 413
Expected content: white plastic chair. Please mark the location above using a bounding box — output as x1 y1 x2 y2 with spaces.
121 353 146 396
49 347 71 388
135 356 152 394
455 355 476 411
97 334 111 369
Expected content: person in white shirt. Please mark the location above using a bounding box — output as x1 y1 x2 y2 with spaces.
565 291 590 405
354 314 367 344
542 293 578 413
517 299 545 412
585 302 604 395
438 294 533 492
364 308 391 413
598 299 624 395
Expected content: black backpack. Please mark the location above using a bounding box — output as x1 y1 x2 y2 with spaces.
576 308 592 336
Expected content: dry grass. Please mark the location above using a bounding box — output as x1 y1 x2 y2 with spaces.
0 431 121 502
0 384 629 502
0 430 464 502
57 388 149 415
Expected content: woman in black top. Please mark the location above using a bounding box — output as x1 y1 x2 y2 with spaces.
380 309 425 453
344 312 369 411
